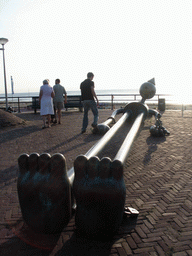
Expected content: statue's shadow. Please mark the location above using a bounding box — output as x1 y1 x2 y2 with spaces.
55 216 137 256
55 233 113 256
143 135 166 165
0 215 137 256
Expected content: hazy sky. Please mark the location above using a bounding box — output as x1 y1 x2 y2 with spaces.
0 0 191 102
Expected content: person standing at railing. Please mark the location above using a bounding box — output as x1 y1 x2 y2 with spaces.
80 72 99 133
53 79 67 124
39 79 55 129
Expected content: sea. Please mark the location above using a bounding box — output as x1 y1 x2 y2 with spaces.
1 89 139 98
0 88 190 106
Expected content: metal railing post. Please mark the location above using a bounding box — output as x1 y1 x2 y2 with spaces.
18 97 21 113
182 104 184 117
111 94 114 110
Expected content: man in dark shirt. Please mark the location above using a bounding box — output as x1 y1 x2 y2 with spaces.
80 72 99 133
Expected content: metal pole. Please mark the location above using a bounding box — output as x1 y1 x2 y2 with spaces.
67 111 130 184
100 108 124 127
114 112 144 164
1 44 8 110
86 112 130 158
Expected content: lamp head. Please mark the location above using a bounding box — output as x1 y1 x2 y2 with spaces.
0 38 8 46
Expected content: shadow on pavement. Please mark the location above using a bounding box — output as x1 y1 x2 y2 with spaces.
143 135 166 165
0 236 50 256
45 133 84 155
0 215 138 256
55 216 138 256
0 165 18 186
55 233 114 256
0 125 41 144
0 221 60 256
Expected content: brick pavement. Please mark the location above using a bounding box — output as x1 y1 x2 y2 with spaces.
0 109 192 255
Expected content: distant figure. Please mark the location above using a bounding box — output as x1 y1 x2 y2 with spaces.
39 79 55 129
80 72 99 133
53 79 67 124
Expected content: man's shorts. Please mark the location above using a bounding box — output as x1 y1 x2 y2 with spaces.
54 102 64 110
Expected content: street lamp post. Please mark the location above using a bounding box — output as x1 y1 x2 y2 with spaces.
0 38 9 110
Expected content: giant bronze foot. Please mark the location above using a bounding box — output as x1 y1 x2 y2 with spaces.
73 155 126 240
17 153 72 234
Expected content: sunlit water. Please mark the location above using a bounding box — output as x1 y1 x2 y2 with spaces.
171 93 191 105
0 89 191 106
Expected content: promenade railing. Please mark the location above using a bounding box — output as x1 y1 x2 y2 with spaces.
0 94 175 112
